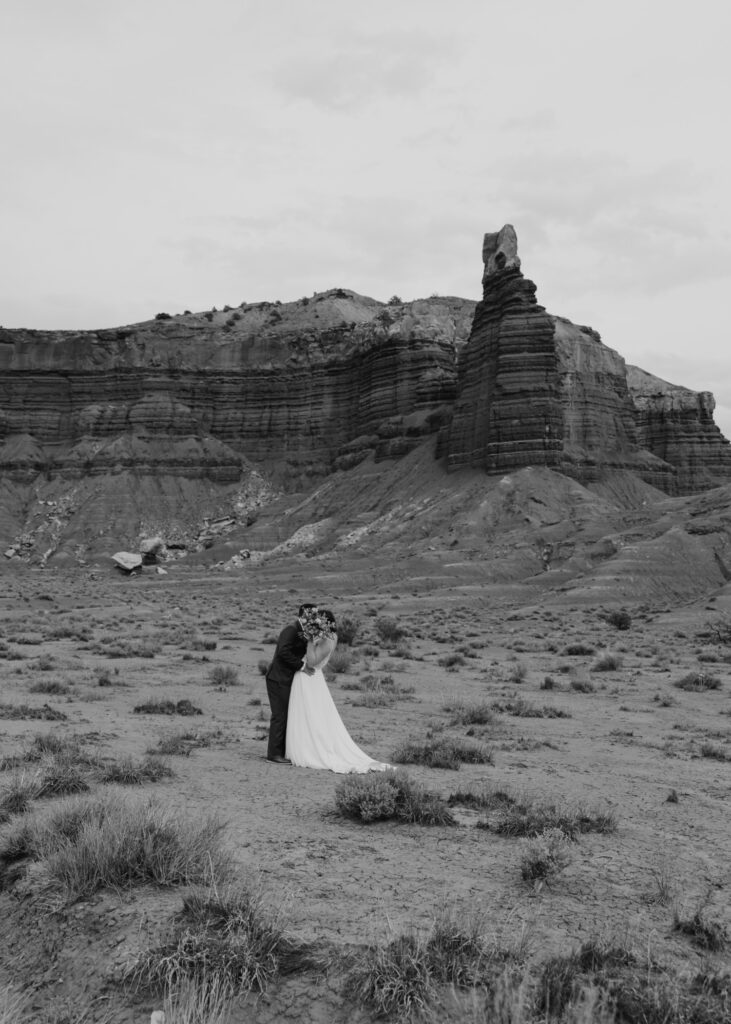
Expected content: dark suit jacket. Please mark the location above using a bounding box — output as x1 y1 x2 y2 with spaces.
266 621 307 686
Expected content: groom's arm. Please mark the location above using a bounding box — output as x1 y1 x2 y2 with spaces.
276 625 309 673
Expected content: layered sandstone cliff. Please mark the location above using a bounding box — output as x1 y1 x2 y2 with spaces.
1 230 730 563
445 226 731 494
0 292 474 490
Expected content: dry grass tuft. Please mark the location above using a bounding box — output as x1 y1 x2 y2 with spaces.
392 736 494 770
126 882 316 999
344 911 518 1023
0 791 231 899
99 756 173 785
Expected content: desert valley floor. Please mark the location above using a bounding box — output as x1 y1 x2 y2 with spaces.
1 555 730 1023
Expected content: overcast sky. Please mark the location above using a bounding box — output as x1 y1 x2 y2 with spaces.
2 0 730 438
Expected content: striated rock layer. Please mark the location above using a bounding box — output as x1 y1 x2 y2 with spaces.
445 226 731 494
0 293 475 490
1 229 730 562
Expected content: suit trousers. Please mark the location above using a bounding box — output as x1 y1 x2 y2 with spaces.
266 677 292 759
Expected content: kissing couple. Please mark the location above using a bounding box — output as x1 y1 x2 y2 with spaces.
264 603 390 773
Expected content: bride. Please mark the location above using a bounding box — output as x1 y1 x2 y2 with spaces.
286 608 390 773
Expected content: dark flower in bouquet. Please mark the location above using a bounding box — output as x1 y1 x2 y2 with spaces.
300 608 336 642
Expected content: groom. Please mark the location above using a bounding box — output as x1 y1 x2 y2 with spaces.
264 603 316 764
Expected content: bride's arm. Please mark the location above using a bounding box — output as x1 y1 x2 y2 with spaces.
305 637 336 671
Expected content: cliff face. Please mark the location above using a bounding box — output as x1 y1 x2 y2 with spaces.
1 230 730 563
445 226 731 494
0 292 475 490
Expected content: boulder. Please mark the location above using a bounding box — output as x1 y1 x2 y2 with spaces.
112 551 143 573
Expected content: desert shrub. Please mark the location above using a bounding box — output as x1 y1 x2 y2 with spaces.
591 653 623 672
148 729 228 757
508 661 528 684
541 676 556 690
334 770 455 826
190 637 217 652
327 648 352 674
209 665 239 687
0 773 41 821
28 679 69 695
391 640 413 659
345 932 431 1021
563 643 596 656
486 796 616 839
674 671 722 692
100 756 173 785
149 734 193 757
345 911 503 1022
0 703 67 721
607 610 632 631
95 640 157 658
520 827 573 885
336 615 360 646
535 944 729 1023
392 737 493 770
35 759 90 798
438 653 467 670
493 699 571 719
570 679 597 692
704 618 731 645
673 907 728 951
257 659 269 676
134 699 203 716
0 791 231 899
351 690 395 708
349 674 414 706
446 702 495 726
126 883 312 997
699 742 731 761
374 617 406 644
448 786 517 811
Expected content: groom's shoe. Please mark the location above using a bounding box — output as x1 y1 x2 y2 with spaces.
266 755 292 765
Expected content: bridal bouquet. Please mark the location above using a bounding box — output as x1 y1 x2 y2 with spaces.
300 608 336 642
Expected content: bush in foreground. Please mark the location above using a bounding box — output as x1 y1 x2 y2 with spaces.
334 770 455 826
519 827 573 887
0 791 231 900
345 912 512 1023
127 883 313 998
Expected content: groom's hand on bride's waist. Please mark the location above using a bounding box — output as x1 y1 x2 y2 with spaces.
302 666 315 675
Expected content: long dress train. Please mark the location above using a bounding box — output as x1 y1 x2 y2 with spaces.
286 638 390 773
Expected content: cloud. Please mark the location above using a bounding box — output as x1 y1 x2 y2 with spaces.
274 29 457 111
500 109 558 134
484 152 731 296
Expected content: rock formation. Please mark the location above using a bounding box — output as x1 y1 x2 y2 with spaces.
1 230 730 563
445 226 731 494
0 293 473 491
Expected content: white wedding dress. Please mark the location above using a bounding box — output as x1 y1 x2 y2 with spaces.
286 637 390 773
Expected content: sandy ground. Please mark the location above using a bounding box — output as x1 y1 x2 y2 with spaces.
1 559 730 1022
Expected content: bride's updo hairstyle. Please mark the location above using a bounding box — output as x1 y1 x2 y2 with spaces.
321 609 337 632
